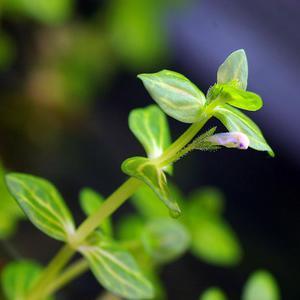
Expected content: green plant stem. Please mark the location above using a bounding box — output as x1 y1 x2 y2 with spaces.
27 245 74 300
75 177 142 244
43 259 89 298
27 113 212 300
156 113 211 167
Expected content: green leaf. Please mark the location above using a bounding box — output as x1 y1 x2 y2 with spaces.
138 70 206 123
1 260 51 300
222 85 262 111
242 270 280 300
0 162 24 239
217 49 248 90
141 218 190 263
129 105 172 174
116 214 144 241
78 232 154 299
200 287 228 300
214 104 274 156
188 188 225 215
122 157 181 217
210 84 263 111
131 184 171 219
79 188 112 236
186 189 242 266
5 173 75 242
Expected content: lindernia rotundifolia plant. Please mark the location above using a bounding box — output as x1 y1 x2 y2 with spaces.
1 49 274 300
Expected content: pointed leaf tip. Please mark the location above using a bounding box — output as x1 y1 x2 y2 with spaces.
138 69 206 123
128 105 173 174
217 49 248 90
122 157 181 217
5 173 75 242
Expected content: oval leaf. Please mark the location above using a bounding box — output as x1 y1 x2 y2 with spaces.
129 105 171 159
217 49 248 90
214 104 274 156
211 84 263 111
242 270 280 300
141 218 190 263
186 190 242 266
200 287 228 300
79 188 112 236
129 105 172 174
1 260 50 300
78 232 154 299
138 70 206 123
122 157 181 217
222 85 262 111
5 173 75 242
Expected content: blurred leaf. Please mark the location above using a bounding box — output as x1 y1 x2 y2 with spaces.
0 32 16 70
1 260 51 300
122 157 181 217
242 270 280 300
116 214 144 242
4 0 73 25
0 162 24 239
189 217 242 266
138 70 206 123
186 188 242 266
214 104 274 156
5 173 75 242
79 188 112 236
78 232 154 299
107 0 168 69
217 49 248 90
129 105 172 174
131 184 171 219
141 218 190 264
188 188 225 215
200 287 228 300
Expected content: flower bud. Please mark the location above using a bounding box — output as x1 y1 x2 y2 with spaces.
207 132 249 150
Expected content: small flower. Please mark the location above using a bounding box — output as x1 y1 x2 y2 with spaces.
207 132 250 150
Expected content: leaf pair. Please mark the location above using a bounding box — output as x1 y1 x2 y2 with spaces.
212 50 273 156
5 174 155 299
138 50 273 156
131 184 241 267
122 105 181 217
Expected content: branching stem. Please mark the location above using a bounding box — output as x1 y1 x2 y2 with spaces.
27 108 214 300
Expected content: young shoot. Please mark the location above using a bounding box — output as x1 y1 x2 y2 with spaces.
1 49 276 300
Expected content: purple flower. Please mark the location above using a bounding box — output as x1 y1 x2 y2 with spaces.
207 132 250 150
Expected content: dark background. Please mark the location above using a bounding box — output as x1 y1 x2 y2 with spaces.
0 0 299 299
